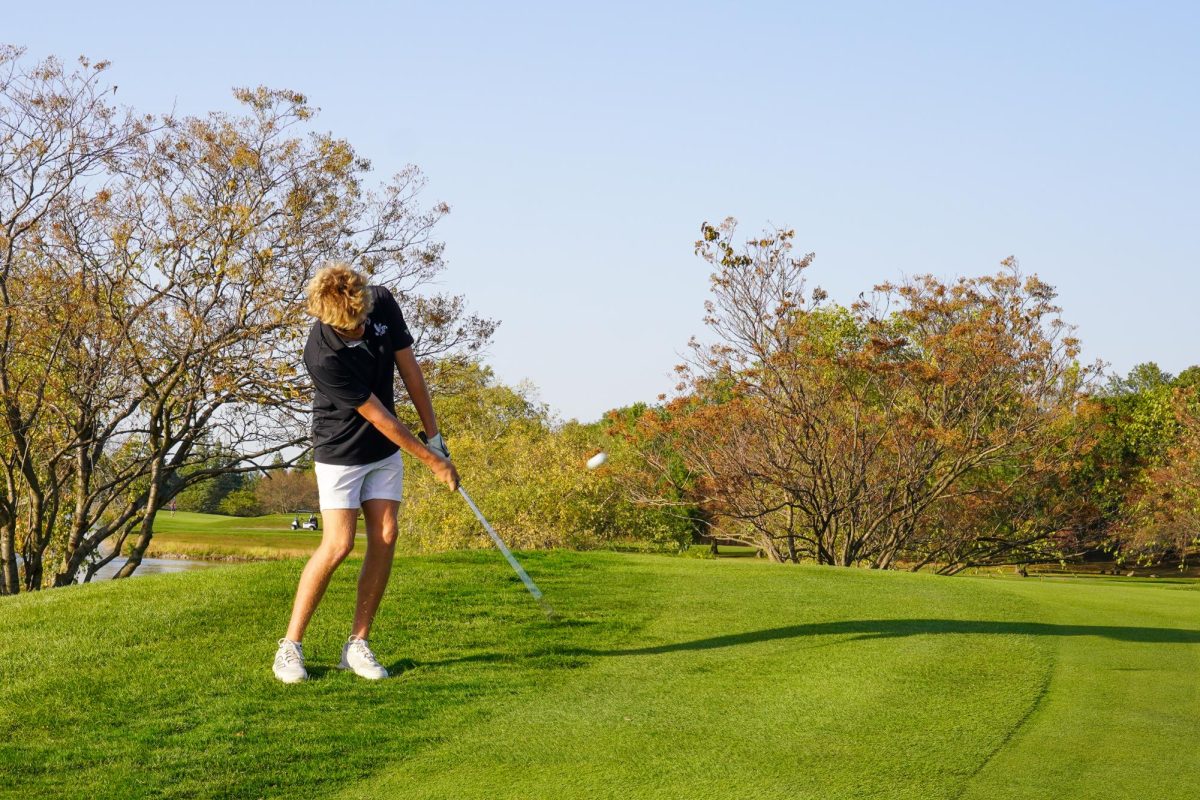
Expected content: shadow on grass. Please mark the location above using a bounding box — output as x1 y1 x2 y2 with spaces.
300 659 417 680
586 619 1200 657
415 618 1200 667
385 658 418 675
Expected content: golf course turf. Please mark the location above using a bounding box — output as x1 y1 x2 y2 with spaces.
142 511 384 561
0 552 1196 799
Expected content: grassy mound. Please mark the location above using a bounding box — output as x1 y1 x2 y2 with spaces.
0 553 1196 799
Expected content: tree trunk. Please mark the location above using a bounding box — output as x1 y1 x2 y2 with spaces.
116 511 158 579
115 453 167 580
116 478 163 579
785 506 798 563
760 536 785 563
115 531 149 579
56 431 94 586
54 540 94 587
22 539 42 591
0 518 17 595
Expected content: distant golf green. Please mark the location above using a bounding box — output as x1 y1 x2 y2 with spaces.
147 511 747 562
145 511 389 560
0 553 1195 799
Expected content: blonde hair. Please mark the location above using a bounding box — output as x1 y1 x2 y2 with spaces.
305 263 374 329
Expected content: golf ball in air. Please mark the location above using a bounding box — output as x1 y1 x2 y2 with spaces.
587 452 608 470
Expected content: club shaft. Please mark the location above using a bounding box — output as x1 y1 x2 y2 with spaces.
458 486 546 604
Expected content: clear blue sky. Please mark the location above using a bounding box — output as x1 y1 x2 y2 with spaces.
9 2 1198 421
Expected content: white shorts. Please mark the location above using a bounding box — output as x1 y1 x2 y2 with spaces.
314 451 404 510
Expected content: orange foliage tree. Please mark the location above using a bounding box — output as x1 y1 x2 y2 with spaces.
624 219 1099 568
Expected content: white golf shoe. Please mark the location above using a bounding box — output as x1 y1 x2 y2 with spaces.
339 636 388 680
273 638 308 684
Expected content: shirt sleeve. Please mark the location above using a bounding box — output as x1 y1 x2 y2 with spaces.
377 287 415 351
309 353 372 411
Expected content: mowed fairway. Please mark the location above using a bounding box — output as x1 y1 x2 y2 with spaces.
145 511 393 560
0 553 1196 799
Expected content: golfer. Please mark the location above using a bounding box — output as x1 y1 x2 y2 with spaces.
273 263 459 683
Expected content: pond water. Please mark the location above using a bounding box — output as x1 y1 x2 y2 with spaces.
82 554 226 582
10 550 226 585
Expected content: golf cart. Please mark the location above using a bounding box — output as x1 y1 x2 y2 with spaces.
290 511 320 531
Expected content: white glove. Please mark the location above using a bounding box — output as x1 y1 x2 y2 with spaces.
425 432 450 460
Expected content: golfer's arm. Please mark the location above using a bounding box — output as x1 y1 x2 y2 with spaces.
394 347 439 438
355 394 442 468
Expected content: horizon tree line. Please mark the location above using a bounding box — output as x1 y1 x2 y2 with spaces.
2 46 1194 592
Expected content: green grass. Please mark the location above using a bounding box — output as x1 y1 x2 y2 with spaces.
152 511 299 533
0 552 1196 799
145 512 406 560
146 512 762 562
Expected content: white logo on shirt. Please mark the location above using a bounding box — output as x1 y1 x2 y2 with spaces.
372 322 388 337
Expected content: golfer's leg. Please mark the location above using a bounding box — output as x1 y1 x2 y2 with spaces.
285 509 358 642
351 498 400 640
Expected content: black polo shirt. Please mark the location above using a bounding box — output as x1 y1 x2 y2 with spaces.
303 285 415 465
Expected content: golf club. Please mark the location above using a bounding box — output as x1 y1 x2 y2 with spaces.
458 485 555 619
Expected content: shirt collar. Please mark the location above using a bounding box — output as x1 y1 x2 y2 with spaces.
318 319 377 352
318 321 354 352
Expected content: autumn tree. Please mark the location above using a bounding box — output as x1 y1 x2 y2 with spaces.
0 47 494 591
908 404 1102 574
629 219 1098 568
604 401 709 550
1109 384 1200 567
255 468 319 514
0 47 148 591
